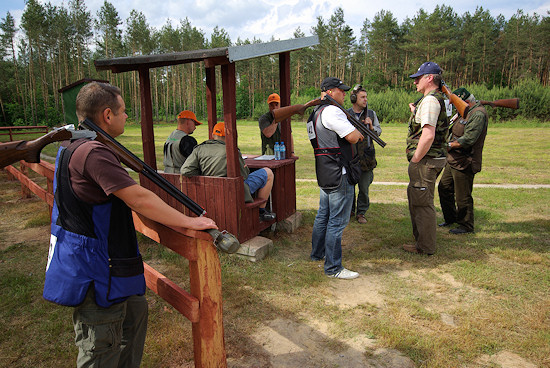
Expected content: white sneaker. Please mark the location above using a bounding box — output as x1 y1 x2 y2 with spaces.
328 268 359 280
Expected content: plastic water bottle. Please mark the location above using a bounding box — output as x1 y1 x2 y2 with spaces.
274 142 280 160
280 142 286 160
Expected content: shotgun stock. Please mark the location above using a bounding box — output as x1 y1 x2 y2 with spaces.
323 95 386 148
272 98 321 122
0 125 95 169
480 98 519 109
79 119 240 254
441 82 470 118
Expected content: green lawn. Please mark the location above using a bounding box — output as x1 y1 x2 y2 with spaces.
1 119 549 367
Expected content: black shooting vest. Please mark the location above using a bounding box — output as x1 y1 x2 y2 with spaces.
307 102 356 189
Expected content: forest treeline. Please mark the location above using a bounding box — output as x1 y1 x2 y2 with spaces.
0 0 549 126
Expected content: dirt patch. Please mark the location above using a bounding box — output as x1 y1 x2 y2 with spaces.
472 351 538 368
327 275 386 309
246 317 414 368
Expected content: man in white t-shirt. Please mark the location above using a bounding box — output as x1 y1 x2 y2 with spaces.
309 77 364 279
403 62 449 255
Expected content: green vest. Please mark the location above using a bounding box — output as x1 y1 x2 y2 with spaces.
406 90 449 161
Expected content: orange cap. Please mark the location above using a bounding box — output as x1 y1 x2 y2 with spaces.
267 93 280 104
177 110 201 125
212 122 225 137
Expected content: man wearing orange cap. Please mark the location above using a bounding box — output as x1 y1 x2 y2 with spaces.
163 110 201 173
258 93 282 155
181 122 276 221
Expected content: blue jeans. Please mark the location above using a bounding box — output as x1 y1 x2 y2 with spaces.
311 174 355 275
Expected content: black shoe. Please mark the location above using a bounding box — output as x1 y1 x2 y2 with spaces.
449 228 474 235
259 210 276 222
438 221 454 227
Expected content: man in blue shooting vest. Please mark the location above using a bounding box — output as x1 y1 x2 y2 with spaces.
43 82 217 367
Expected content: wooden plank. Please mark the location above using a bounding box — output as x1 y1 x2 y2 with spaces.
189 238 227 367
213 178 226 231
19 164 32 198
24 161 55 181
132 212 202 261
138 67 156 170
279 51 292 158
6 165 53 207
143 262 200 323
205 67 217 138
221 63 239 178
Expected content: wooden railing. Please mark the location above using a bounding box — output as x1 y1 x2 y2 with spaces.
0 126 48 141
3 161 227 367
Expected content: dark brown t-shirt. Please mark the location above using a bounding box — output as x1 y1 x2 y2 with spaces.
67 140 136 204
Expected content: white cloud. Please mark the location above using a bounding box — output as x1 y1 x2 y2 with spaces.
4 0 549 45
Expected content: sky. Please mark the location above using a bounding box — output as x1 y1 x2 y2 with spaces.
1 0 549 44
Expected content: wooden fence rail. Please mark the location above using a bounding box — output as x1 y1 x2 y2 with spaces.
0 126 48 141
3 161 227 367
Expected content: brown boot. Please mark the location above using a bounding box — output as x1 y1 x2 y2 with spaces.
356 214 367 224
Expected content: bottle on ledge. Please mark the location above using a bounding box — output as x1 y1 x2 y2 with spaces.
280 142 286 160
274 142 280 160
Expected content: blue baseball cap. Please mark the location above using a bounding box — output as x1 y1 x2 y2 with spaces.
409 62 442 78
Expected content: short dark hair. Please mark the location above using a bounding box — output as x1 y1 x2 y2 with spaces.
76 82 122 122
352 84 366 95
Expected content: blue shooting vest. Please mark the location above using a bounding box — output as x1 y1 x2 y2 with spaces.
43 139 145 308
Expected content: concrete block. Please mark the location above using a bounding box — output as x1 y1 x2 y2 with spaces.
276 211 302 233
235 236 273 262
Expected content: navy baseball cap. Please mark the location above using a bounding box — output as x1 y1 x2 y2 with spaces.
409 62 442 78
321 77 351 92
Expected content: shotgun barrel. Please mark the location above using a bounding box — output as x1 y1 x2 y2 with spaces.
480 98 519 109
323 94 386 148
272 98 321 122
79 119 240 254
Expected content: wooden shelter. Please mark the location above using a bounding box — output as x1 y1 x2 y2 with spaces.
94 36 319 243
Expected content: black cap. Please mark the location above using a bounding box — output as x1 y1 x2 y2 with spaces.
321 77 351 92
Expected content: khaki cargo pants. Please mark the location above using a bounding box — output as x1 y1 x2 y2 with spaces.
407 157 446 254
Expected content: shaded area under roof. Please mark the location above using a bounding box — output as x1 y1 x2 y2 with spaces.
95 36 319 73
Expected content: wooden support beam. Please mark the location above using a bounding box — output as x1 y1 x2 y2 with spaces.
132 212 201 261
143 262 200 323
279 51 292 158
221 63 239 178
205 66 217 138
190 238 227 367
138 67 156 170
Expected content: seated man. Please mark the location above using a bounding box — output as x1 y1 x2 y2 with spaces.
181 122 276 221
163 110 201 173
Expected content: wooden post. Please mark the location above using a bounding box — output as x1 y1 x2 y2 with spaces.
138 66 156 170
279 51 292 158
221 63 239 178
190 238 227 367
205 66 217 139
20 162 31 198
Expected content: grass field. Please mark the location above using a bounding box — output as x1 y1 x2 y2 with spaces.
1 119 549 367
